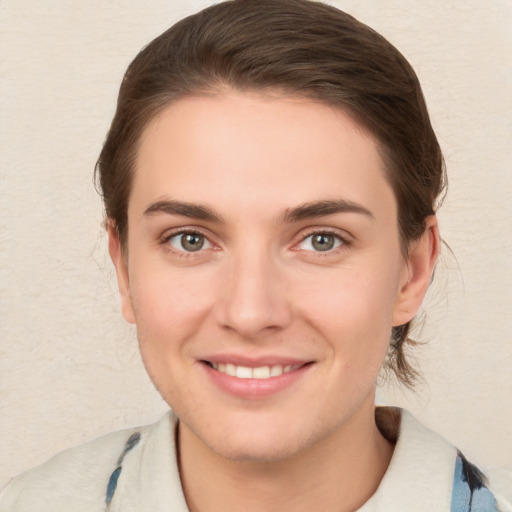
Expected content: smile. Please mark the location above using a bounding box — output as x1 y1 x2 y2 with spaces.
206 362 303 379
200 358 314 399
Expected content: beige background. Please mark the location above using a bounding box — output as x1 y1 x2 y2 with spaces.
1 0 511 486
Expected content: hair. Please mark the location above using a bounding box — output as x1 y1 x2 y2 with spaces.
96 0 446 386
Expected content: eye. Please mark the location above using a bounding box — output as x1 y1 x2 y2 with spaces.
298 232 343 252
168 231 212 252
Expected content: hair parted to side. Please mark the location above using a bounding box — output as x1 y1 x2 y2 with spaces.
96 0 446 386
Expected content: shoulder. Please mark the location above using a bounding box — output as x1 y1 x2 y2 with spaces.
451 451 512 512
366 408 512 512
397 409 512 512
0 418 160 512
484 467 512 512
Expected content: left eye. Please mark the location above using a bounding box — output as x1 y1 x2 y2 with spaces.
168 232 212 252
298 233 343 252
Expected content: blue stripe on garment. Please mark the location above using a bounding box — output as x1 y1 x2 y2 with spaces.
105 432 141 508
451 453 498 512
105 467 122 506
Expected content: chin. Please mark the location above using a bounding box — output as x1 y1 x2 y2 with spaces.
184 409 325 464
207 431 303 463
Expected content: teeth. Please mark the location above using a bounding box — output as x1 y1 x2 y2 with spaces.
235 366 253 379
210 363 301 379
252 366 270 379
270 365 284 377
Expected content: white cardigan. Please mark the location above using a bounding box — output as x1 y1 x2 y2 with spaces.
1 408 510 511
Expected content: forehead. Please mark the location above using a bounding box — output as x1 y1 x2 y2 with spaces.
131 91 396 222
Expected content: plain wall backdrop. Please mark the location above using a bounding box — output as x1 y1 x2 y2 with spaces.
1 0 511 487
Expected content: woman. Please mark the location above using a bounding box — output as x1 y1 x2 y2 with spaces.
1 0 510 510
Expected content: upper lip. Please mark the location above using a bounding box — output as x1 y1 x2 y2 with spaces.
199 354 314 367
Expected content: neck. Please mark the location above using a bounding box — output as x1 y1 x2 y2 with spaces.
178 400 394 512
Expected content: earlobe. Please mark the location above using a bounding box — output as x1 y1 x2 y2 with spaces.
392 216 440 327
107 222 136 325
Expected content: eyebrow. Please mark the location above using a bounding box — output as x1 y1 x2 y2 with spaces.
279 199 374 223
143 200 224 223
142 198 374 224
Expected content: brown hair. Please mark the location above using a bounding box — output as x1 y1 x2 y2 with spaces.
96 0 446 386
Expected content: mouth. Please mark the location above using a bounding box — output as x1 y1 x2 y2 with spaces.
202 361 307 379
200 358 314 399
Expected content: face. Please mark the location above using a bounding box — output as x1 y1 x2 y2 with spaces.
110 91 436 463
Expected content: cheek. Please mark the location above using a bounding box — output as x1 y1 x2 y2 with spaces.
127 260 215 343
295 266 400 362
301 266 399 326
127 267 214 400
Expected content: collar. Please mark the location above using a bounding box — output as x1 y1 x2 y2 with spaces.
359 407 457 511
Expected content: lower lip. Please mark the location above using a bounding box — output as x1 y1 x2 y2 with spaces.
200 362 313 399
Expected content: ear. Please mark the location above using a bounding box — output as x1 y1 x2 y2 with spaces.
108 222 136 324
392 216 440 326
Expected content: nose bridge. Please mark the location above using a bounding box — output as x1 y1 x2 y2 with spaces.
216 241 291 338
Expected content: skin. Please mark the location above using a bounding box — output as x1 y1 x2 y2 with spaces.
109 91 439 511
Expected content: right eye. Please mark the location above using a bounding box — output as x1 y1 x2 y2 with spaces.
167 231 213 252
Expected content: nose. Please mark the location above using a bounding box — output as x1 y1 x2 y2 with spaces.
214 248 292 339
